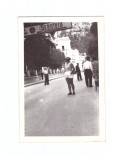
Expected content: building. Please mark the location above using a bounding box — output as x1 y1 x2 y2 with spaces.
55 36 81 67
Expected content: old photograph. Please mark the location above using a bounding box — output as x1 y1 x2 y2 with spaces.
19 17 105 142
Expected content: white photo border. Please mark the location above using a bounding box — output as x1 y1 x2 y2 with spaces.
18 16 105 143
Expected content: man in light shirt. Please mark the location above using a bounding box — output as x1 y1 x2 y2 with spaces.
42 67 49 85
83 56 93 87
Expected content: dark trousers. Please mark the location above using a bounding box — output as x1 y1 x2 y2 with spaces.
84 69 92 87
77 72 82 80
44 74 49 85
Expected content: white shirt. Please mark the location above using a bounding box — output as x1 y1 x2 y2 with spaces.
42 67 49 74
64 62 74 78
83 61 93 71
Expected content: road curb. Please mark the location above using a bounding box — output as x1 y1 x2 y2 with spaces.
24 75 65 87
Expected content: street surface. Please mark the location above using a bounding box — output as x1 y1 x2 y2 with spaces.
25 73 99 136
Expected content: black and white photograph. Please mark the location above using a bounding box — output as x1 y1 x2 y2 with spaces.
19 17 105 142
2 0 113 158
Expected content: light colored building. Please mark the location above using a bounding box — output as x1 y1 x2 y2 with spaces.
55 36 80 66
55 37 71 53
54 36 86 70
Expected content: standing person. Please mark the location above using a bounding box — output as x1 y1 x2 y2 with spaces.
76 63 82 81
64 57 75 95
83 56 93 87
43 67 49 85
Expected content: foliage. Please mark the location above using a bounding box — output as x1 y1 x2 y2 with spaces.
49 49 65 69
70 32 93 54
88 22 98 59
88 38 98 58
24 34 65 70
58 22 98 59
90 22 98 36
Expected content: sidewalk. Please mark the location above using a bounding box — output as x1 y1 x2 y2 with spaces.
24 73 65 87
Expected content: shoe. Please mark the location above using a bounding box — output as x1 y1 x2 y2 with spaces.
68 92 72 95
73 92 75 95
89 85 93 87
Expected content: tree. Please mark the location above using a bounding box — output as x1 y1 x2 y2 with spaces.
90 22 98 37
68 22 98 59
70 31 93 54
24 34 54 69
24 34 65 70
49 49 65 69
88 22 98 59
88 39 98 57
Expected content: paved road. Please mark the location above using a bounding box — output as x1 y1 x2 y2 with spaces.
25 74 99 136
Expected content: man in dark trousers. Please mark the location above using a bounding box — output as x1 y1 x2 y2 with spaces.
83 56 93 87
76 63 82 81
